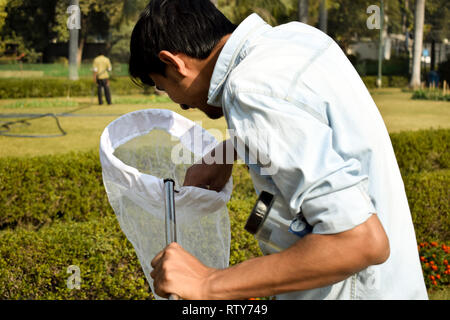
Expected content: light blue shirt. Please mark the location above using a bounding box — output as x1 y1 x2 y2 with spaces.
207 14 427 299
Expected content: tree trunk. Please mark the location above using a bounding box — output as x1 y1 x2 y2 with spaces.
319 0 327 33
68 0 80 80
77 35 85 67
298 0 309 24
430 39 435 71
409 0 425 89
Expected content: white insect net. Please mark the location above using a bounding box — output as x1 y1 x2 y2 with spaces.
99 109 232 299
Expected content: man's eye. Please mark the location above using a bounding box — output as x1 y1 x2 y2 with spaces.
156 86 164 91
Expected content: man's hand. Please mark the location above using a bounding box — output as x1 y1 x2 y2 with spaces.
183 162 233 192
150 243 216 299
183 139 236 192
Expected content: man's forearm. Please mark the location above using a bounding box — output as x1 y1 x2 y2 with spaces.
204 214 389 299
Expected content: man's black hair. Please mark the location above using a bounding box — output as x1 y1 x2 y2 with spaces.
129 0 236 87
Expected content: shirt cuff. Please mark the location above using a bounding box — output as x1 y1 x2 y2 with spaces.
301 182 376 235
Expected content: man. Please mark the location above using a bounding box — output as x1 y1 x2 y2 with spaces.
93 51 113 105
129 0 427 299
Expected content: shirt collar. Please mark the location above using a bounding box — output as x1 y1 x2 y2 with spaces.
207 13 270 107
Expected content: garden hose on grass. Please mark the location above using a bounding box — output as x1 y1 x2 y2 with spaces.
0 84 97 138
0 112 68 138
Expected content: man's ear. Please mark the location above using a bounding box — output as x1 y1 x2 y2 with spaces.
158 50 188 77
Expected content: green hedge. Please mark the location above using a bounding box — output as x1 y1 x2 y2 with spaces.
0 75 407 100
355 57 410 77
361 75 409 89
0 152 112 230
0 215 151 299
0 77 154 99
405 170 449 243
2 130 447 232
0 129 448 298
412 89 450 101
389 129 449 176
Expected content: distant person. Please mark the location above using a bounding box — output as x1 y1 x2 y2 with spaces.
427 70 440 88
93 52 113 105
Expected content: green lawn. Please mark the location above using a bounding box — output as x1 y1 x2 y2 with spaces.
0 63 130 78
0 88 448 158
0 95 228 158
371 88 450 132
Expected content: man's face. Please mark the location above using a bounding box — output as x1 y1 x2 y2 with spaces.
149 72 223 120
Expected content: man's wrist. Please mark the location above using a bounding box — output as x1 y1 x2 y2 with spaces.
202 268 226 300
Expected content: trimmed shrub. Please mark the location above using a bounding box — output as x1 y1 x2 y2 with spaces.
412 89 450 101
0 130 448 235
0 75 408 100
389 129 449 176
228 166 262 265
0 151 113 230
388 75 409 88
0 77 154 99
0 215 152 299
405 169 449 243
361 75 409 89
0 129 448 298
361 75 389 89
355 57 409 77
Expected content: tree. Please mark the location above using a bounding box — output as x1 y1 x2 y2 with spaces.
0 0 7 33
424 0 450 71
54 0 147 66
327 0 373 53
298 0 309 23
410 0 426 89
68 0 79 80
218 0 296 26
1 0 59 61
319 0 328 33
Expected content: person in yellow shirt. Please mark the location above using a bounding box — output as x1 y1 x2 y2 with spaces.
93 51 113 105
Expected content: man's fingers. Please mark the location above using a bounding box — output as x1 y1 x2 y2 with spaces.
151 249 165 269
150 244 183 299
150 243 181 272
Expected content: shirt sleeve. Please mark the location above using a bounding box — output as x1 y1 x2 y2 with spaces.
226 89 376 235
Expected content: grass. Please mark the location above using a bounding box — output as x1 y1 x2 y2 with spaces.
370 88 450 133
0 63 130 78
0 88 448 158
0 95 228 158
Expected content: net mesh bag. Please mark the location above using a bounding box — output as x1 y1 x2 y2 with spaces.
99 109 232 299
